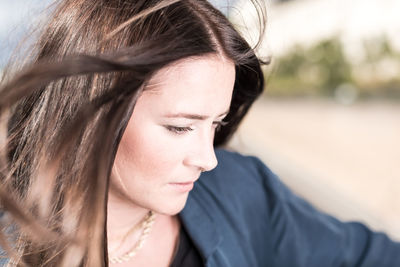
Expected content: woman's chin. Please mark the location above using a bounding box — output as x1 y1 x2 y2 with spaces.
152 193 190 216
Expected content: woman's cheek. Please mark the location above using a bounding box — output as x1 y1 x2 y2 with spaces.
131 125 184 175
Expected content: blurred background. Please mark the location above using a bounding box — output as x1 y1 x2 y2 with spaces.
226 0 400 241
1 0 399 240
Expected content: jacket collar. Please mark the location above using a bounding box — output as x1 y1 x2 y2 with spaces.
179 192 222 262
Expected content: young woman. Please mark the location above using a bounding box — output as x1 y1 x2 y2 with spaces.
0 0 399 266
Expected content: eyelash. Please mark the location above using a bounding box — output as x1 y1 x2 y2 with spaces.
166 121 228 135
166 125 194 134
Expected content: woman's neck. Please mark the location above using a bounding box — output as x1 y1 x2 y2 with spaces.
107 192 150 242
107 192 181 266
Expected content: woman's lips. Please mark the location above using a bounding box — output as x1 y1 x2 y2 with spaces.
169 182 194 192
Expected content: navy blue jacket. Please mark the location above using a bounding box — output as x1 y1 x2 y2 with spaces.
179 149 400 267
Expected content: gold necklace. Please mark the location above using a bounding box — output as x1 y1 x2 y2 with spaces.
108 213 149 253
109 211 156 264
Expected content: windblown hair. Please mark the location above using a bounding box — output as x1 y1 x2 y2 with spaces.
0 0 266 266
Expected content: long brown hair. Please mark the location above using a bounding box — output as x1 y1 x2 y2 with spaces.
0 0 266 266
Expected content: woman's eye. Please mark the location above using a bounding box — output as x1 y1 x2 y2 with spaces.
165 126 194 134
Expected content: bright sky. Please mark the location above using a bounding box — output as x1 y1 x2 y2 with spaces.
0 0 53 35
0 0 53 67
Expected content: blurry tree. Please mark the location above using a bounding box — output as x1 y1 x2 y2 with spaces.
265 36 400 100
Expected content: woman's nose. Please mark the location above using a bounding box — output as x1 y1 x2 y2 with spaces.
183 130 218 172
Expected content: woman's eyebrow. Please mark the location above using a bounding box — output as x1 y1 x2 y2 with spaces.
164 110 229 120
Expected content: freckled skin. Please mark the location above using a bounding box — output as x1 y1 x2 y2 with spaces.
110 55 236 215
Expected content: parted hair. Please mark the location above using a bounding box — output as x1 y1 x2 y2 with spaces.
0 0 266 266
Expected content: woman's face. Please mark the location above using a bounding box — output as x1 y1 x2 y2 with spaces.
110 55 235 215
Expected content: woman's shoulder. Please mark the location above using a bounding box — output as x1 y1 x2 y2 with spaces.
196 148 286 200
192 148 279 222
209 148 273 181
190 148 316 234
182 150 276 265
197 148 265 192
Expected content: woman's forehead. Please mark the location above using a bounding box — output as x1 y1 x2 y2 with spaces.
137 55 235 115
145 55 235 91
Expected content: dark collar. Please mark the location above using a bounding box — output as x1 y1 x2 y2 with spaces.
179 192 222 263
